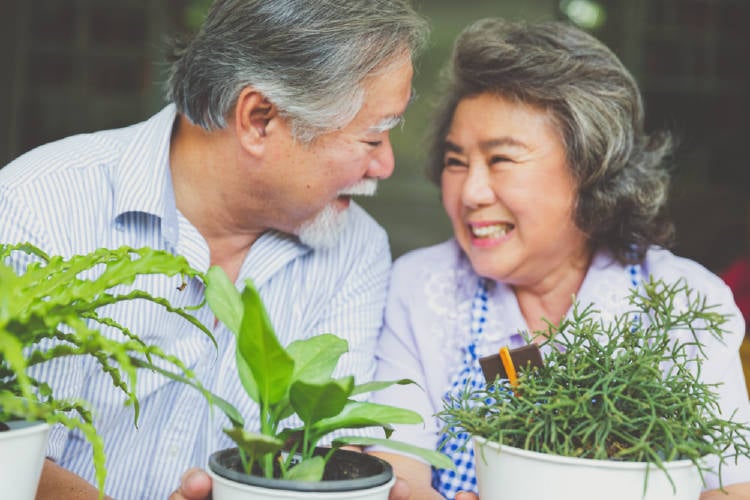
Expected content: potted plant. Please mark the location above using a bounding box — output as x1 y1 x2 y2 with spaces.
439 278 750 500
203 266 454 499
0 242 215 500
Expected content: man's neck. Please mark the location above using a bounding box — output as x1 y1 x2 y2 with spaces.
169 115 264 281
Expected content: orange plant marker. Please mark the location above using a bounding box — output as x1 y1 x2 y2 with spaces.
499 346 518 387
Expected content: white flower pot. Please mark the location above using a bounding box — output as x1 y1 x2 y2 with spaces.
473 436 702 500
208 448 395 500
0 421 50 500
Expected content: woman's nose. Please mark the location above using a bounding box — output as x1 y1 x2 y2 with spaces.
461 164 495 208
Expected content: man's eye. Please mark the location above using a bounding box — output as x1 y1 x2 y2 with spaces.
365 141 383 148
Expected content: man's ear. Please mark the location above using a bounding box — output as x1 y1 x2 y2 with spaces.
234 87 278 155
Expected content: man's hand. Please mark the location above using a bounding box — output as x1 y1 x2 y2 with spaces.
168 468 212 500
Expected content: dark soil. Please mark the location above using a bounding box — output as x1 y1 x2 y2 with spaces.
226 448 386 481
210 447 393 491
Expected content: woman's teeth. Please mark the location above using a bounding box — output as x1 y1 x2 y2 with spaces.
471 224 512 238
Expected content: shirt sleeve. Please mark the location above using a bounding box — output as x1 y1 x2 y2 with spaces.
693 279 750 490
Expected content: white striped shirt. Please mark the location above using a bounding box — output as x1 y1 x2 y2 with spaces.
0 105 391 499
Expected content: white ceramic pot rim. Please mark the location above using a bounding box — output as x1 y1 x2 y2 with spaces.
0 420 50 438
473 436 699 471
208 447 394 492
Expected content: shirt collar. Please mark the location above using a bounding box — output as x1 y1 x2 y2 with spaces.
113 104 179 245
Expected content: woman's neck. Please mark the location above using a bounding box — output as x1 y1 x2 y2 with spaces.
513 251 592 337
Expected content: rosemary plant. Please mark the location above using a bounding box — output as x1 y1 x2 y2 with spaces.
439 277 750 485
0 243 214 496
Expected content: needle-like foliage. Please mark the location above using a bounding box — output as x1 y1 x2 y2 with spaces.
0 243 215 498
439 277 750 489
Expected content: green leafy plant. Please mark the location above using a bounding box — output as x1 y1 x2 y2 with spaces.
0 243 215 496
204 266 453 481
439 277 750 488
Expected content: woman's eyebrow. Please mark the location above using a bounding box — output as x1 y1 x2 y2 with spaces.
443 137 529 154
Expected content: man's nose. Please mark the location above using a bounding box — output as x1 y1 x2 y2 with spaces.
367 136 395 180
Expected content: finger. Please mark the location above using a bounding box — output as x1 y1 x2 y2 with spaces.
455 492 479 500
169 468 212 500
388 477 411 500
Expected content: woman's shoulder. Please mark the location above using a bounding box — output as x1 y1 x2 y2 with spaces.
392 239 462 276
644 247 736 307
389 239 476 302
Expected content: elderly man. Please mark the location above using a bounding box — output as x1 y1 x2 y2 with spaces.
0 1 427 498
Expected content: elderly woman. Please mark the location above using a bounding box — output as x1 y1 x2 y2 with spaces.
369 18 750 499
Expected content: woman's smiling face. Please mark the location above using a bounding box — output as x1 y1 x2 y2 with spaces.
440 92 590 288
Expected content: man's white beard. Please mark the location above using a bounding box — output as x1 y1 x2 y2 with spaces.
297 179 378 249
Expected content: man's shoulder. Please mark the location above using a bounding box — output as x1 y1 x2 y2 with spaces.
0 106 174 191
0 126 136 191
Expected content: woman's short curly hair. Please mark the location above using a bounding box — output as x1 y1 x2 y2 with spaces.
428 18 674 263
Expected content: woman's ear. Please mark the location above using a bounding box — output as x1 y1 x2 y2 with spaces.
234 87 278 155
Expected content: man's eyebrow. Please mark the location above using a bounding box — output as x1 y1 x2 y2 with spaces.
369 115 405 133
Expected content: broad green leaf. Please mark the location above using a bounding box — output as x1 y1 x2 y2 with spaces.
351 378 419 397
333 436 455 470
224 427 285 460
287 334 348 383
284 455 326 481
237 282 294 405
311 401 423 437
290 377 354 425
205 266 243 335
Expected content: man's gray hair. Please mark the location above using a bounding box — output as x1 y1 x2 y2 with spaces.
165 0 428 142
428 18 674 263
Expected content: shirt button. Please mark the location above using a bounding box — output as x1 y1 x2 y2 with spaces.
168 444 180 457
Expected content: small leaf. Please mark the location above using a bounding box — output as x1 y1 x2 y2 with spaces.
334 436 455 470
311 401 423 438
351 378 419 397
284 455 326 481
237 282 294 405
224 427 285 460
205 266 243 335
130 357 244 428
290 377 354 425
287 334 348 383
235 348 260 404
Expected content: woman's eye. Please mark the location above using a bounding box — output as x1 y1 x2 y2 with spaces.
443 157 467 170
490 155 512 164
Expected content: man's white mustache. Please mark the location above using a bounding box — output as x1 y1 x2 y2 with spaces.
338 179 378 197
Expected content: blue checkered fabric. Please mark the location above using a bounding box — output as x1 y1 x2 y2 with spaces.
433 278 488 498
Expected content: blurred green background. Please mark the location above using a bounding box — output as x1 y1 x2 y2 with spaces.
2 0 748 272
